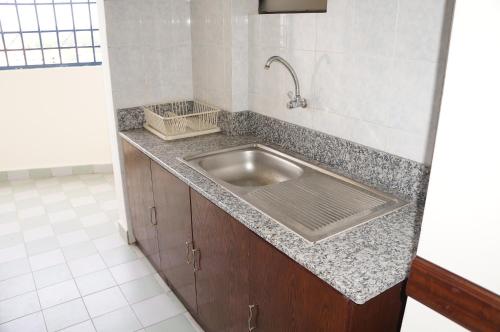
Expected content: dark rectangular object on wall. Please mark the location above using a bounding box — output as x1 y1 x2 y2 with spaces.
259 0 327 14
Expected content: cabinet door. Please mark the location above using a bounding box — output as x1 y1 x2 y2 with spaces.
190 189 249 332
151 161 197 314
122 140 160 270
248 231 351 332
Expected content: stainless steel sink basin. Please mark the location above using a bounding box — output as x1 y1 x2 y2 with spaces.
194 148 304 188
181 144 407 243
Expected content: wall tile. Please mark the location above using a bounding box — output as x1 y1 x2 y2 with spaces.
350 0 399 57
246 0 452 163
395 0 453 62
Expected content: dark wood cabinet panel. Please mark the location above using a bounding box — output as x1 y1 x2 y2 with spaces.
249 231 351 332
151 161 197 314
249 232 406 332
347 282 406 332
121 140 160 270
190 189 250 332
407 256 500 332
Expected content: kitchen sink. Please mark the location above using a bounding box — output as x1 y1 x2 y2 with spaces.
187 147 304 188
181 144 407 243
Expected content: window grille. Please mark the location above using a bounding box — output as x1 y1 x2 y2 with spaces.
0 0 101 70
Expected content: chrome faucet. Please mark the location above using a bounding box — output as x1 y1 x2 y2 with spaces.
264 56 307 109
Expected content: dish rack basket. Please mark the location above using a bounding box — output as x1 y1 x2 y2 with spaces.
142 100 221 141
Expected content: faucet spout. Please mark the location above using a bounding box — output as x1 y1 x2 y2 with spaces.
264 56 307 109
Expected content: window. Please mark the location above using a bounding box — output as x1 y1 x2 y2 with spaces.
0 0 101 70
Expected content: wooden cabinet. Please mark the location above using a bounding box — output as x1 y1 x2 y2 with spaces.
151 162 197 314
248 231 405 332
122 140 160 270
249 231 350 331
190 189 250 332
121 140 406 332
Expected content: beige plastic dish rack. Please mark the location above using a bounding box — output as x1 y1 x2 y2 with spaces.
142 100 221 141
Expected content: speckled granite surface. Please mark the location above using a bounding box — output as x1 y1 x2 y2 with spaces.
118 107 430 203
119 129 424 304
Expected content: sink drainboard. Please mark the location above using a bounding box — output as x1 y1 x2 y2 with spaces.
245 174 405 243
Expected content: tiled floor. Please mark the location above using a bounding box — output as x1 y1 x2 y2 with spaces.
0 174 203 332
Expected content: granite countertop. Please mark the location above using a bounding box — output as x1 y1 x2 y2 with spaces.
119 129 422 304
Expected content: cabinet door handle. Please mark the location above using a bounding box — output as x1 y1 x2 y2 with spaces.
149 206 157 225
185 241 193 264
248 304 258 331
192 248 201 271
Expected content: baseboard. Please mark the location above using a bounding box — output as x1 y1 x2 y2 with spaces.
117 220 133 244
0 164 113 182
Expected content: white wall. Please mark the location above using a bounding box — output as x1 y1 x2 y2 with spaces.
402 0 500 330
190 0 249 112
104 0 193 109
0 66 111 172
248 0 453 164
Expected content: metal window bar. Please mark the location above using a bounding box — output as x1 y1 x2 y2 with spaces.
87 0 95 63
0 0 101 70
0 20 9 67
33 1 46 65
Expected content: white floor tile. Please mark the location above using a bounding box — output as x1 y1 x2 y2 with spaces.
18 206 46 220
0 244 27 264
45 201 72 214
0 212 17 225
93 234 127 252
41 192 67 205
88 184 114 195
60 320 96 332
0 273 36 301
0 311 47 332
33 263 73 289
26 236 60 256
58 230 90 247
0 175 203 331
38 279 80 308
83 287 128 318
70 197 97 208
0 232 23 250
81 213 109 228
74 204 101 218
132 293 186 327
99 200 118 212
19 215 50 231
52 220 83 235
15 197 43 210
184 313 204 332
62 242 98 261
101 245 138 267
68 254 106 277
62 181 86 192
23 225 54 242
92 306 141 332
0 202 16 214
145 314 198 332
49 210 78 224
0 291 41 324
85 223 116 240
43 298 90 332
152 274 171 293
14 189 38 201
29 249 65 271
75 270 116 296
110 258 154 284
119 275 165 305
0 222 20 237
0 258 31 281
